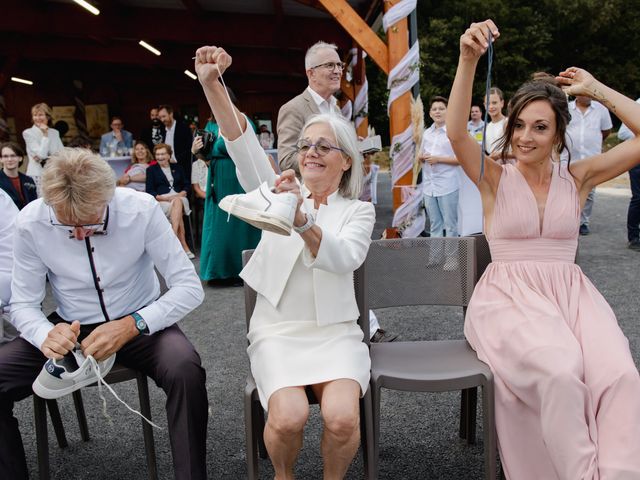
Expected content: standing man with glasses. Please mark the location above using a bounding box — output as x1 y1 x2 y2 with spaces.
0 148 208 479
277 41 345 175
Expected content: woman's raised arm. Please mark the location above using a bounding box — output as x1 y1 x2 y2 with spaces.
446 20 502 190
557 68 640 190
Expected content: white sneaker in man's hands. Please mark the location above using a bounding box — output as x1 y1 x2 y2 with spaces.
33 349 116 399
219 181 298 236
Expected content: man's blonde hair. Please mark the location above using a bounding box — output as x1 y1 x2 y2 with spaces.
42 148 116 222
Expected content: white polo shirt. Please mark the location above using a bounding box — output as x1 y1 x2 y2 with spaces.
0 190 17 308
10 188 204 349
420 124 460 197
566 100 612 160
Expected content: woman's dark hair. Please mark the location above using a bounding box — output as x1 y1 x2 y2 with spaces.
0 141 26 166
496 74 570 165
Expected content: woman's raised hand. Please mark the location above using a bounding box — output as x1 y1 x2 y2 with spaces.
459 20 500 61
194 46 232 85
556 67 597 98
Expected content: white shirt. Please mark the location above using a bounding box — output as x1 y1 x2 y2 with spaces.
22 126 64 177
164 120 177 162
566 100 612 159
191 159 208 192
420 124 460 197
307 86 338 114
10 188 204 349
484 118 507 153
0 190 18 309
618 97 640 141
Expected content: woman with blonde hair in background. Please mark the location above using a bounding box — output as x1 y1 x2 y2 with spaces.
22 103 64 196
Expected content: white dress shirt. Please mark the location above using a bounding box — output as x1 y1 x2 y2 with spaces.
10 188 204 349
306 87 338 115
566 100 613 160
164 120 177 162
0 190 18 309
420 124 460 197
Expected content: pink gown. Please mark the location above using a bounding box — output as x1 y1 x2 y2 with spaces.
465 163 640 480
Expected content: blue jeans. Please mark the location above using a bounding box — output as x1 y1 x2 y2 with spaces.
424 190 459 237
628 165 640 241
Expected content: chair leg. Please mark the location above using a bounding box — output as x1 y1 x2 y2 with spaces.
466 387 478 445
33 395 50 480
361 388 376 480
45 400 68 448
459 388 469 439
482 380 497 480
371 383 381 479
72 390 90 442
136 374 158 480
255 403 268 459
244 388 259 480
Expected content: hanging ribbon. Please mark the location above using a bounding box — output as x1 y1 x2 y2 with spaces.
387 41 420 112
390 125 414 184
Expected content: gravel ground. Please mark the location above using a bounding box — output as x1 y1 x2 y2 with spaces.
13 172 639 479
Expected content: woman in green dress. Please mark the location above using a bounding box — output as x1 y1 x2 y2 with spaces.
199 118 261 284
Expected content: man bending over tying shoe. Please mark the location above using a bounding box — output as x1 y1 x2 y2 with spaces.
0 147 208 479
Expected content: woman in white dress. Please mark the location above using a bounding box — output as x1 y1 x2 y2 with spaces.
196 46 373 479
22 103 64 196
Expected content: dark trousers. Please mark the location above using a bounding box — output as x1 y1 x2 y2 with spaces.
628 165 640 241
0 323 208 479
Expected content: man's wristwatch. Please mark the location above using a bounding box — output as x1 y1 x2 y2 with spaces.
293 213 315 234
131 312 150 335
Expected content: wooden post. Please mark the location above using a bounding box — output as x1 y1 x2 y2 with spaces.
353 45 369 138
385 0 412 211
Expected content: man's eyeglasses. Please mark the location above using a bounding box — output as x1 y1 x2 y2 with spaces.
311 61 346 71
296 139 345 157
49 207 109 237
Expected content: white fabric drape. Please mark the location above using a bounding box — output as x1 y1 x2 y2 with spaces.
387 41 420 111
382 0 417 32
341 100 353 121
390 125 414 184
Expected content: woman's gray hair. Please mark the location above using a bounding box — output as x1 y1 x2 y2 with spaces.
42 148 116 222
304 41 338 70
300 113 363 199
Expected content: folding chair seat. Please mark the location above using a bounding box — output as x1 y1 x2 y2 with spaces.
366 237 496 479
33 363 158 480
241 249 375 480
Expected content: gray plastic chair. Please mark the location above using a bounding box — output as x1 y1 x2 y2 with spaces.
241 249 375 479
366 237 496 479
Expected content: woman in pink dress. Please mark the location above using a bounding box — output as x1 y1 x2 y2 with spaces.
447 20 640 479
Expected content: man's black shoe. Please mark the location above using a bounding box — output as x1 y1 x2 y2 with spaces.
370 329 399 343
629 239 640 251
579 224 590 236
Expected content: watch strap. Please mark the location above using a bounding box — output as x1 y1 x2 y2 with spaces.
293 213 315 234
131 312 150 335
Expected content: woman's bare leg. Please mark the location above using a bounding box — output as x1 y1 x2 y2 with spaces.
264 387 309 480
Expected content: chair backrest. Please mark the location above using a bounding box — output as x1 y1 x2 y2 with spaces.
470 234 491 281
364 237 476 311
241 249 368 340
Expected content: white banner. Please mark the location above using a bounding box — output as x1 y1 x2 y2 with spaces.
382 0 417 32
390 124 414 183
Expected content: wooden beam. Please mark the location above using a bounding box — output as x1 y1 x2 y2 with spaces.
385 0 412 211
316 0 388 75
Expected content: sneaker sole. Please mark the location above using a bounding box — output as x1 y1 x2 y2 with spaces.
33 373 106 399
219 197 292 236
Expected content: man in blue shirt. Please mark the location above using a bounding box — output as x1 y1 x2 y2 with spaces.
99 116 133 156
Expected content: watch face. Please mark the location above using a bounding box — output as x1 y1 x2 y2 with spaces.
136 319 147 331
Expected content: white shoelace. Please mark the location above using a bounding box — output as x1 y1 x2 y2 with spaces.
87 355 164 430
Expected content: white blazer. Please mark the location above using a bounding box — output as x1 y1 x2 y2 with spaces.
22 125 64 177
224 119 375 326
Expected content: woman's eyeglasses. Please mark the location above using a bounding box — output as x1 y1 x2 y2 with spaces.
296 139 345 157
